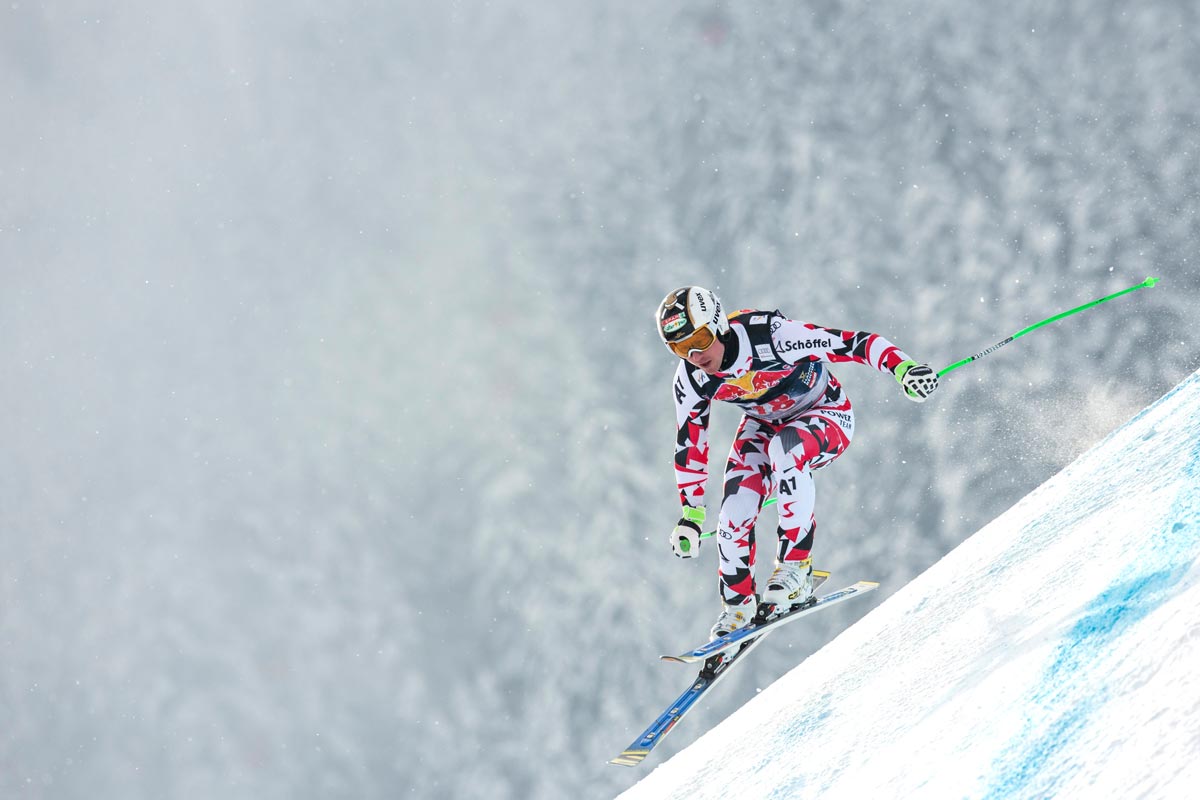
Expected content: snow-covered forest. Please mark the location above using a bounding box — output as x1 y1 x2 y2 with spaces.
2 2 1198 798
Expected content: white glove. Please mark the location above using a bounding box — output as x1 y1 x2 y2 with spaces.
895 360 939 403
669 519 702 558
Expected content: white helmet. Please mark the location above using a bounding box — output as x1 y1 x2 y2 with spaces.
656 286 729 358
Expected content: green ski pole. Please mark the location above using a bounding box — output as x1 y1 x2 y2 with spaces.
938 276 1158 377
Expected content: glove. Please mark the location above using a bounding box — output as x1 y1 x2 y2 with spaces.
895 360 939 403
669 519 702 558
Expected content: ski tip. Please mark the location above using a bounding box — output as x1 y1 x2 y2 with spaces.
660 654 700 664
609 749 650 767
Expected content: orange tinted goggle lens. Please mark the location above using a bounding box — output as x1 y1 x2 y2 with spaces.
666 326 715 358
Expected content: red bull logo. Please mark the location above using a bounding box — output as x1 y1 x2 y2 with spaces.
752 370 789 392
714 369 790 402
714 383 748 401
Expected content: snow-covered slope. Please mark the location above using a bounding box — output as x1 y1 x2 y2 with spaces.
621 369 1200 799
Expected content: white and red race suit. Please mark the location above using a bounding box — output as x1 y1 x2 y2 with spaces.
671 309 914 603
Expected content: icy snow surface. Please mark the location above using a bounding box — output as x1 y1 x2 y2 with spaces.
621 369 1200 799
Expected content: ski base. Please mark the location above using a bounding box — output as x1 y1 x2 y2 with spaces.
610 573 879 767
608 632 770 767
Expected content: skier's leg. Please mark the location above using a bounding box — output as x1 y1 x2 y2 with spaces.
767 378 855 564
714 415 775 604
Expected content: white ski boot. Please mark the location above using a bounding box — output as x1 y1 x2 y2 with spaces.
708 594 757 641
759 558 814 618
703 594 758 673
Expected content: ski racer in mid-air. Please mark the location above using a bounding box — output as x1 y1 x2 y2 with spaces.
655 286 938 648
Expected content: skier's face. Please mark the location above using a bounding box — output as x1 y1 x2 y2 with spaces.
685 337 725 374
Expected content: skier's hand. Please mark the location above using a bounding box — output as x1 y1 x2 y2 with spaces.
669 518 702 558
895 360 939 403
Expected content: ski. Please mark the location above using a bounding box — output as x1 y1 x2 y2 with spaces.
660 579 879 664
608 573 834 768
608 631 772 767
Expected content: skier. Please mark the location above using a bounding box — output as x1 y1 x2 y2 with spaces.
656 286 938 646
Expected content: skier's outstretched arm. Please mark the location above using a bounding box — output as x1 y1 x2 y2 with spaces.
771 318 938 402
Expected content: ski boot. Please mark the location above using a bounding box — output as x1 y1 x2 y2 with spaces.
755 558 815 624
702 594 757 676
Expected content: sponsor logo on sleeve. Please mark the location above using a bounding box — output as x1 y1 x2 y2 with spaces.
779 338 832 353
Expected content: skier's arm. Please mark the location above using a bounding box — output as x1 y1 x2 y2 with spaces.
672 361 712 515
772 318 938 401
771 318 912 375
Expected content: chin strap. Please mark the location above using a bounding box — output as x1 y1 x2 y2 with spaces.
716 328 737 371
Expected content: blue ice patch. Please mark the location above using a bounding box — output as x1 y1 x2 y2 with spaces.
983 421 1200 799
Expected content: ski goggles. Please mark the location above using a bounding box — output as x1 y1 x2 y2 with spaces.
664 325 717 359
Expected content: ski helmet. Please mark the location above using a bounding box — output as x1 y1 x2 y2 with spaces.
656 286 730 358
